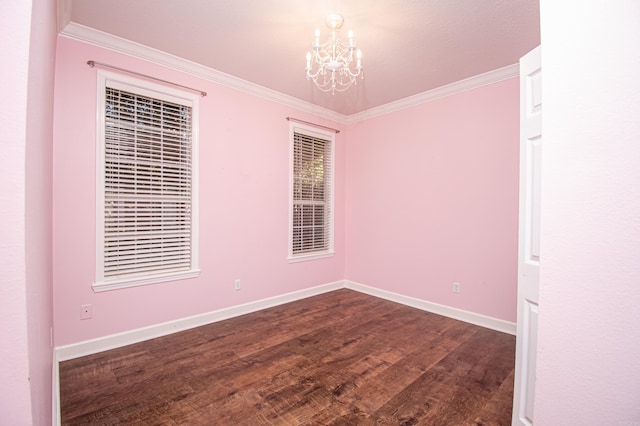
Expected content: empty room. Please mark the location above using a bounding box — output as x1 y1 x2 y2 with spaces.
3 1 640 425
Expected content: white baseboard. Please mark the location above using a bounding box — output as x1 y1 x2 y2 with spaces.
55 280 345 362
53 279 514 425
55 279 515 363
345 280 516 335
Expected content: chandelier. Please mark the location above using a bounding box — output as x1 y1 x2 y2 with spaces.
305 14 363 94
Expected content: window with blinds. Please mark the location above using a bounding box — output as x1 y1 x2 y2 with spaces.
289 124 334 261
95 71 199 291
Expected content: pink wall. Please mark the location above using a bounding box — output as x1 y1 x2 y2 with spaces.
535 2 640 423
54 31 519 349
345 79 519 322
53 37 346 346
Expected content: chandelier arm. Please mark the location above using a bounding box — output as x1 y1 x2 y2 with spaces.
343 67 362 78
306 67 324 79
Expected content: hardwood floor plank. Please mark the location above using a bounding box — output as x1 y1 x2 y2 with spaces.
374 327 515 425
59 289 515 425
470 369 516 425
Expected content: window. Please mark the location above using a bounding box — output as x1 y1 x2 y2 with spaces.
288 123 335 262
94 70 199 291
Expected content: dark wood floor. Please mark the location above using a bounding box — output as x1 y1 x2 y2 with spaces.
59 289 515 425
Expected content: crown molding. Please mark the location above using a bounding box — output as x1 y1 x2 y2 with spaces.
347 64 519 123
57 0 72 33
59 22 517 125
59 22 348 123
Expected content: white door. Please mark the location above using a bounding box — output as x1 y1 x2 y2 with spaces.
513 45 542 426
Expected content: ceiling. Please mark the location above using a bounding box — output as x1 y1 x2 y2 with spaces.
61 0 540 116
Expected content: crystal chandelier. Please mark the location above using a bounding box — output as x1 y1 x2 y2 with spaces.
306 14 363 94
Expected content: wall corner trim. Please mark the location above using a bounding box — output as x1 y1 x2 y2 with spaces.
345 280 516 335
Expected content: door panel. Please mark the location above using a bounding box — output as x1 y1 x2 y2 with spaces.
513 45 541 426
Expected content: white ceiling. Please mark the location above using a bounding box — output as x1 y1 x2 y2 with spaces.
61 0 540 116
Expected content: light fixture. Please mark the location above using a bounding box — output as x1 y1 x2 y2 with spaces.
305 13 363 94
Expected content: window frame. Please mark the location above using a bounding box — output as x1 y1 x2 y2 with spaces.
93 70 200 292
288 122 335 263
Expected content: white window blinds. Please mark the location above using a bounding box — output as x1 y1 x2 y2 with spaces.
291 130 333 257
95 72 199 290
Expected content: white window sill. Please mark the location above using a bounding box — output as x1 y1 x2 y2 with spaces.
287 251 335 263
93 269 201 292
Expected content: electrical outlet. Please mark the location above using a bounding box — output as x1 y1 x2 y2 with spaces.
80 304 93 320
453 282 461 294
234 279 241 291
